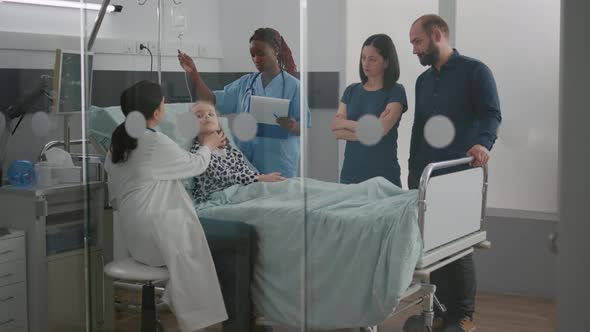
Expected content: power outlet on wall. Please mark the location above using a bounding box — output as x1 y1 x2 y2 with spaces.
136 41 157 55
136 41 147 54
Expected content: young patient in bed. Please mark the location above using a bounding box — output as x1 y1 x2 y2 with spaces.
190 102 285 203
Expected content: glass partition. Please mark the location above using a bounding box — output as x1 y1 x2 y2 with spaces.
83 1 307 331
2 1 541 331
0 1 102 331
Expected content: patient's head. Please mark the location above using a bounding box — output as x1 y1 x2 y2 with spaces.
192 102 220 135
192 101 226 145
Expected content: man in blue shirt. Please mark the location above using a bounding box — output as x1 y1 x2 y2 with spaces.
404 15 501 332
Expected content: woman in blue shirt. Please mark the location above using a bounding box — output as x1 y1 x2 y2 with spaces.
178 28 306 178
332 34 408 186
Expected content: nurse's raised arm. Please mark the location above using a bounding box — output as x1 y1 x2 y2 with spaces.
178 50 216 103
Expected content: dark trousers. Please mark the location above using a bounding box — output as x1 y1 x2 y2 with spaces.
408 172 477 320
201 218 256 332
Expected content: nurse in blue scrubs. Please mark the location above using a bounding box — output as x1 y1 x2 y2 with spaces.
178 27 307 178
332 34 408 186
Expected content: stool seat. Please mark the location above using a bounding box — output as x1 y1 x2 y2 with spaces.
105 257 170 282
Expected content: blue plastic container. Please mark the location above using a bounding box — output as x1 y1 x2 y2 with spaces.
7 160 36 187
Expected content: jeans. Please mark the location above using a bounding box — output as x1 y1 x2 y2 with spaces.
408 172 477 320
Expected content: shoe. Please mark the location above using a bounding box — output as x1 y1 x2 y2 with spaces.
403 314 446 331
442 316 476 332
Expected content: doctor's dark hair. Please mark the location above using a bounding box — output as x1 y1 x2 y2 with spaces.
359 34 400 90
110 80 163 164
250 27 298 77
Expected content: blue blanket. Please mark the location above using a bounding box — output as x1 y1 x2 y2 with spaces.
196 177 422 329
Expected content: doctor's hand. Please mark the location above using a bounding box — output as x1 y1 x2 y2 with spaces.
467 144 490 167
177 50 197 74
202 132 226 151
257 172 286 183
276 117 300 135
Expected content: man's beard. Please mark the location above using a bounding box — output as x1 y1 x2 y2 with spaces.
419 39 440 66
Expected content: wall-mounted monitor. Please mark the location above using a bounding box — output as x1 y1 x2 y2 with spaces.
52 49 94 113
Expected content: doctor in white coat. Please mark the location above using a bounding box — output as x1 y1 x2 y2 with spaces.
104 80 228 332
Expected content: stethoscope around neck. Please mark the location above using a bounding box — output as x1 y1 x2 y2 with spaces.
241 70 286 113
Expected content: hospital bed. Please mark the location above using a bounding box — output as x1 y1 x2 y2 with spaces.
88 103 490 332
250 156 489 332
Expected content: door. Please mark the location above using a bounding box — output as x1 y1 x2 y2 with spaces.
557 0 590 330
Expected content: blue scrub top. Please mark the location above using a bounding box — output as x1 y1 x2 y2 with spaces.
214 71 309 178
340 83 408 186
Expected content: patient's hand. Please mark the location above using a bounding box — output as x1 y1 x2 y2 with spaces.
257 172 286 183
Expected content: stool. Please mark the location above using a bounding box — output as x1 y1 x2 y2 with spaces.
104 258 170 332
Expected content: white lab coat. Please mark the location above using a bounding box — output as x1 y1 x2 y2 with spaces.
104 130 227 332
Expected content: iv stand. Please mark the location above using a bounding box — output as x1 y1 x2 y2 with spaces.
157 0 162 85
137 0 182 84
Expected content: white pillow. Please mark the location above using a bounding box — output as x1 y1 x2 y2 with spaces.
89 103 244 155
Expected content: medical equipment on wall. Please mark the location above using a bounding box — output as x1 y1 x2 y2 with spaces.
0 75 52 186
51 49 95 152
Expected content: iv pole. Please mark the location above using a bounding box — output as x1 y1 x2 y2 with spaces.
157 0 162 85
138 0 181 85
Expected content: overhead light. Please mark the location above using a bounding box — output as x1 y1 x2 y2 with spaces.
0 0 123 13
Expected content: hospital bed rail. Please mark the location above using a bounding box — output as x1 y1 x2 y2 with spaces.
417 156 488 238
364 158 491 332
379 156 490 332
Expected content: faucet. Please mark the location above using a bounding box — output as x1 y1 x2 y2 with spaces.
38 139 88 162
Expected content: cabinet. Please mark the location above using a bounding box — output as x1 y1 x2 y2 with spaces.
0 183 113 332
0 230 27 332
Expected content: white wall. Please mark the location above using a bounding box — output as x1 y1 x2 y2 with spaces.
306 0 346 182
344 0 439 188
0 0 223 71
456 0 560 212
217 0 345 73
218 0 300 73
307 0 347 74
343 0 560 212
